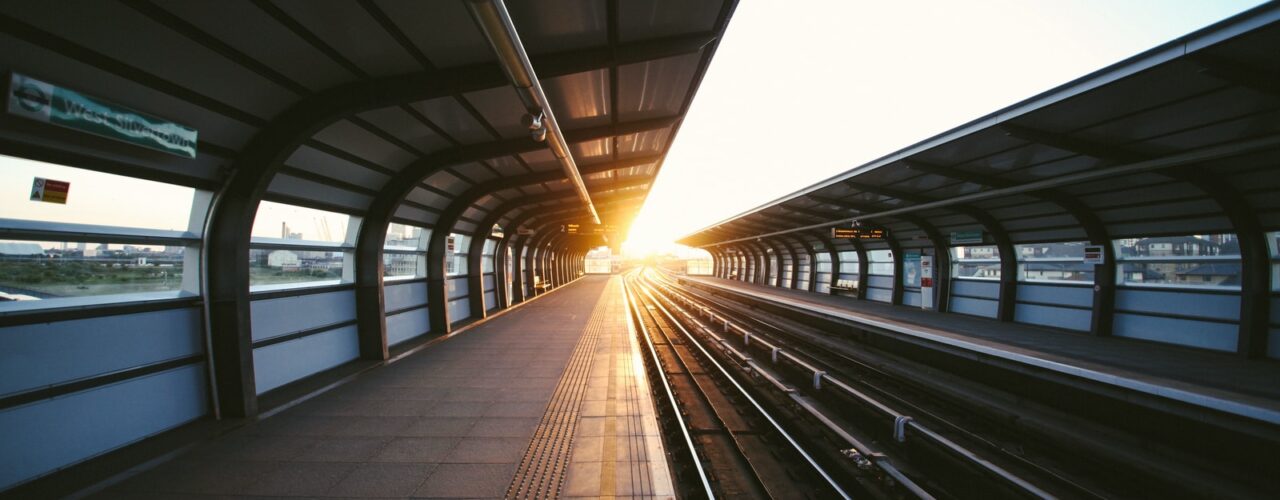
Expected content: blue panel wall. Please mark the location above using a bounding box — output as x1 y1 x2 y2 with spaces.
387 308 429 347
951 296 999 318
815 271 831 294
447 277 469 300
0 364 207 490
254 325 359 394
251 290 356 342
1015 284 1092 331
1115 289 1239 321
866 288 893 303
1269 329 1280 359
448 298 472 323
483 275 496 291
903 290 921 307
1015 303 1091 331
1113 313 1237 351
1018 284 1092 308
0 307 202 397
385 281 428 312
866 275 893 303
484 291 497 311
1111 288 1240 350
952 279 1000 299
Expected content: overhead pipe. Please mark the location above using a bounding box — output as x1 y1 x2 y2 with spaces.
466 0 601 225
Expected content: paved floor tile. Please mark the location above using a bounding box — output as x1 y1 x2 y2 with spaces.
443 437 529 463
372 437 461 463
329 462 437 497
412 463 516 498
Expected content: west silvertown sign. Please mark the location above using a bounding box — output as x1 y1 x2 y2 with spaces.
7 73 198 159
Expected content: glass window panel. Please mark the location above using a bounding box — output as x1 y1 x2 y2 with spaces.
838 251 859 262
0 240 184 302
252 201 351 243
1115 234 1240 288
1015 241 1093 284
868 249 893 276
385 223 423 249
951 245 1000 280
249 247 343 286
0 155 196 231
383 252 421 278
446 233 468 276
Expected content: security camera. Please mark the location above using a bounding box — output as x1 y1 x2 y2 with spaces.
522 111 543 131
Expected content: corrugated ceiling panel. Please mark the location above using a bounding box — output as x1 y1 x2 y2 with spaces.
616 127 671 159
519 149 560 172
268 174 373 211
411 97 494 144
422 171 470 195
405 187 451 210
273 0 420 77
161 1 352 91
463 86 528 140
394 204 435 225
284 146 390 191
618 0 720 41
377 0 491 68
0 2 293 120
357 105 454 156
542 69 611 129
508 0 607 54
573 139 613 163
448 163 499 184
487 156 531 177
312 120 415 171
617 52 701 121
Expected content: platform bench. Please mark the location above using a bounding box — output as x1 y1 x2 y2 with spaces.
829 279 858 296
532 276 551 294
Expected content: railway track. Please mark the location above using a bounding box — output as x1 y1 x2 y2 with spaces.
624 270 861 499
637 268 1277 499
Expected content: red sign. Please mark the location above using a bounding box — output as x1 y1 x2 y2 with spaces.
30 177 69 204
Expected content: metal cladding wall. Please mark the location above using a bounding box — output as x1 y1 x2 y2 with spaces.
0 307 208 490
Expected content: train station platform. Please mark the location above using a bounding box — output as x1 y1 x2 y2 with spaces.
680 275 1280 426
88 275 673 499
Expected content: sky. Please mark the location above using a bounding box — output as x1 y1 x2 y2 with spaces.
621 0 1267 257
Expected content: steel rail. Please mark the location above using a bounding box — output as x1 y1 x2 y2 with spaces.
634 271 853 499
621 271 715 498
645 270 1055 499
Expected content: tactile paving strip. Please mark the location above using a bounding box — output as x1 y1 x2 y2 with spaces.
505 292 610 499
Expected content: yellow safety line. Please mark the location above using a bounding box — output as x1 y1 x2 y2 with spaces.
599 288 619 498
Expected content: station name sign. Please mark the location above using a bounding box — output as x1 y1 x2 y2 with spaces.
7 73 198 158
562 223 616 235
832 226 887 239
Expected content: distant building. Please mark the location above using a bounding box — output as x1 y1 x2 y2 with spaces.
0 242 45 257
1133 236 1219 257
267 250 300 269
1175 263 1241 286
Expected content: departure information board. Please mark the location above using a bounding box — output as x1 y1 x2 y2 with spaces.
832 226 887 239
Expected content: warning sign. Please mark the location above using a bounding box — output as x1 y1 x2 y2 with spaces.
30 177 69 204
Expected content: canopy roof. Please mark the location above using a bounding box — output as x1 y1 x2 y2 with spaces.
679 4 1280 252
0 0 736 238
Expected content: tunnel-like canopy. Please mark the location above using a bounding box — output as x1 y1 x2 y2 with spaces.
0 0 735 427
679 5 1280 359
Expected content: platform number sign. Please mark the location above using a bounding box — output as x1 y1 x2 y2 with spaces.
30 177 69 204
1083 245 1105 264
